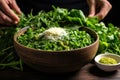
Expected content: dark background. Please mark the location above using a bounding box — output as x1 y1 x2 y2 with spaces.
102 0 120 27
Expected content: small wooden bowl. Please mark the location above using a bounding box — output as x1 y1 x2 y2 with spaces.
14 27 99 73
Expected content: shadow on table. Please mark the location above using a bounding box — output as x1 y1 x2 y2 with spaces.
0 63 119 80
0 64 81 80
89 65 117 77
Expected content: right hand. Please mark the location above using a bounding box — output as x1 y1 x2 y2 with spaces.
0 0 21 25
87 0 112 21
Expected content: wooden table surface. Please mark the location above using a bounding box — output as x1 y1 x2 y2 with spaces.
0 63 120 80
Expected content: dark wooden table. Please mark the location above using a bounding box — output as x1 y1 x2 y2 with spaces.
0 63 120 80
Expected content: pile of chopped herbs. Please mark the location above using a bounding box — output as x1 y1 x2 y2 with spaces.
0 6 120 71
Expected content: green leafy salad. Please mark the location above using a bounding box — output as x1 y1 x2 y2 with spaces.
0 6 120 70
17 27 94 51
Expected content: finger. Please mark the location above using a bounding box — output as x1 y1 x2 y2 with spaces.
9 0 22 15
0 10 14 25
0 0 20 24
87 0 96 17
95 1 112 20
95 9 106 20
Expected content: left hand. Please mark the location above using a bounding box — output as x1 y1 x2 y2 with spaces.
87 0 112 20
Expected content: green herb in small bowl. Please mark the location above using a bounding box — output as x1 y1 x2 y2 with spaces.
99 57 117 65
95 53 120 72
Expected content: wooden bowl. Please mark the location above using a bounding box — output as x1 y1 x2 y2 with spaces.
14 27 99 73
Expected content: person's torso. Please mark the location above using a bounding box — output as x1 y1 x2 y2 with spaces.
17 0 88 15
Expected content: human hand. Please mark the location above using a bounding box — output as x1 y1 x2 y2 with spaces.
87 0 112 20
0 0 21 25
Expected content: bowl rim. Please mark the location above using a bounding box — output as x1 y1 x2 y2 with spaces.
14 26 99 52
94 52 120 66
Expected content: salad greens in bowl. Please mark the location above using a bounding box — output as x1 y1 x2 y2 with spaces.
17 26 95 51
14 26 99 73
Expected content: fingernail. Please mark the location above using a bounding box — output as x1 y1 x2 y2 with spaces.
14 21 18 24
88 14 94 17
